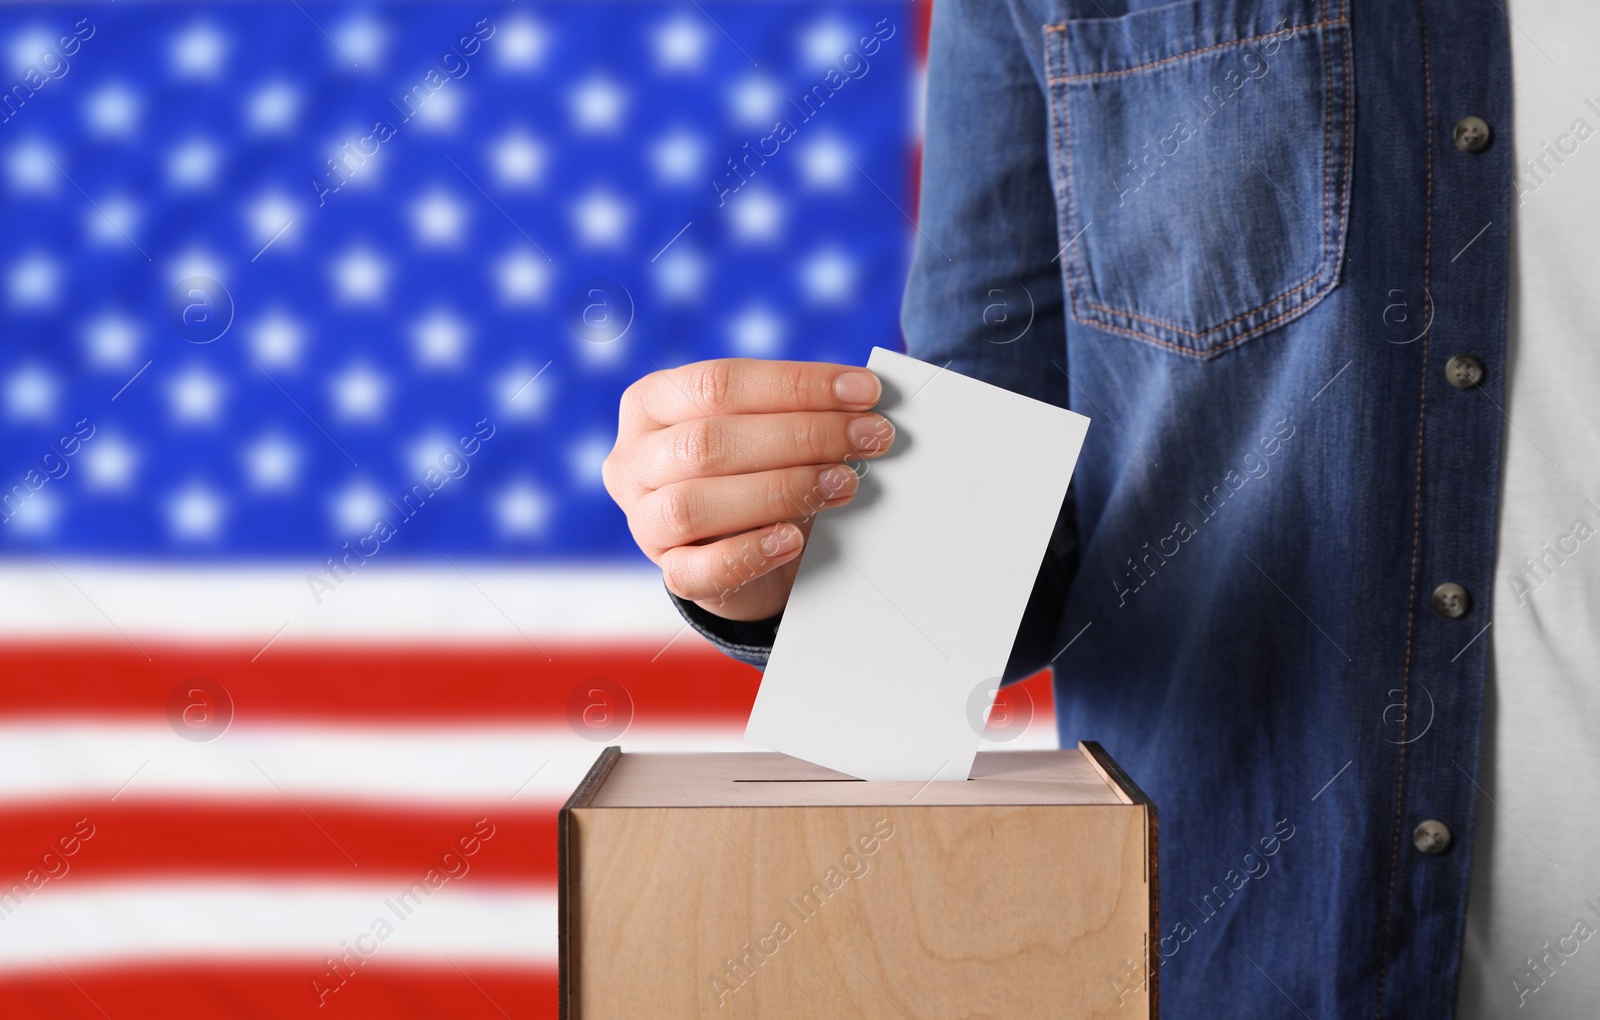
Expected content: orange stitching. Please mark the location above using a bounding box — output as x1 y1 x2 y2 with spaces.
1078 271 1342 358
1076 267 1327 338
1050 29 1092 332
1052 12 1354 349
1047 18 1349 84
1377 0 1429 1014
1321 1 1334 269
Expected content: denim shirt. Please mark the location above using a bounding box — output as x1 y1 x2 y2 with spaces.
674 1 1512 1016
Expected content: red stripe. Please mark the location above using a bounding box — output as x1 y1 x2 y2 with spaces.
0 963 556 1020
0 802 555 882
0 643 1056 731
0 642 757 724
913 0 932 65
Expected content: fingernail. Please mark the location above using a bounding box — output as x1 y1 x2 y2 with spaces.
834 370 880 406
818 465 857 499
848 414 894 453
760 523 801 557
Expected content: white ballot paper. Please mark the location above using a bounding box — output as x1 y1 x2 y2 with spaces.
746 347 1091 782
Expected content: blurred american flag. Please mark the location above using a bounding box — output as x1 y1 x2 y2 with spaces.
0 1 1056 1016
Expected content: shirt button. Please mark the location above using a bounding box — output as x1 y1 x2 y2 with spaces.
1413 819 1452 854
1453 116 1493 153
1431 583 1470 619
1445 355 1485 389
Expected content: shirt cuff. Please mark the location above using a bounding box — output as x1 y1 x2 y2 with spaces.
667 586 779 670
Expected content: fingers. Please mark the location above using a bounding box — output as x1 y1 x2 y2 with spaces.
624 359 881 429
632 463 858 552
637 411 894 488
659 522 807 604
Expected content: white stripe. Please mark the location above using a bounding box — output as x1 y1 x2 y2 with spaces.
0 718 1060 806
0 881 556 972
0 563 683 642
0 722 758 806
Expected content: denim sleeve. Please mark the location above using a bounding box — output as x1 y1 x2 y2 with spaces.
902 0 1076 683
671 0 1075 680
668 588 778 670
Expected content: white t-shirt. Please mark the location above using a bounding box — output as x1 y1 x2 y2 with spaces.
1457 3 1600 1017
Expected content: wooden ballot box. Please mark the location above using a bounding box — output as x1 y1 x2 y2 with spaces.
558 743 1157 1019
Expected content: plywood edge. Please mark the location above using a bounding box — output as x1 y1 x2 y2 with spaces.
559 746 621 1020
1077 741 1160 1018
1076 741 1135 805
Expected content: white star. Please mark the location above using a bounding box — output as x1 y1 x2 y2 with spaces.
406 430 456 477
243 433 299 491
250 310 305 368
334 13 387 68
329 362 388 421
84 82 141 137
654 15 710 71
650 130 704 185
9 30 53 75
799 247 857 305
494 249 551 306
494 480 552 538
167 363 226 425
82 311 142 369
654 246 707 304
167 247 227 287
6 488 59 538
729 75 782 126
727 304 786 357
247 80 301 133
81 433 140 492
323 124 385 190
497 17 549 70
330 480 387 536
329 246 389 304
488 128 547 188
7 138 57 193
729 188 787 244
5 363 56 421
168 481 226 542
570 187 632 248
171 22 229 78
86 194 141 248
569 75 628 133
798 134 852 190
8 252 58 308
411 308 471 369
412 84 464 132
244 190 298 249
168 137 221 189
566 434 612 490
495 361 552 421
800 19 855 69
408 187 469 247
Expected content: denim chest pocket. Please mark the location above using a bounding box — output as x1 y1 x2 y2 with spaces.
1045 0 1353 357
